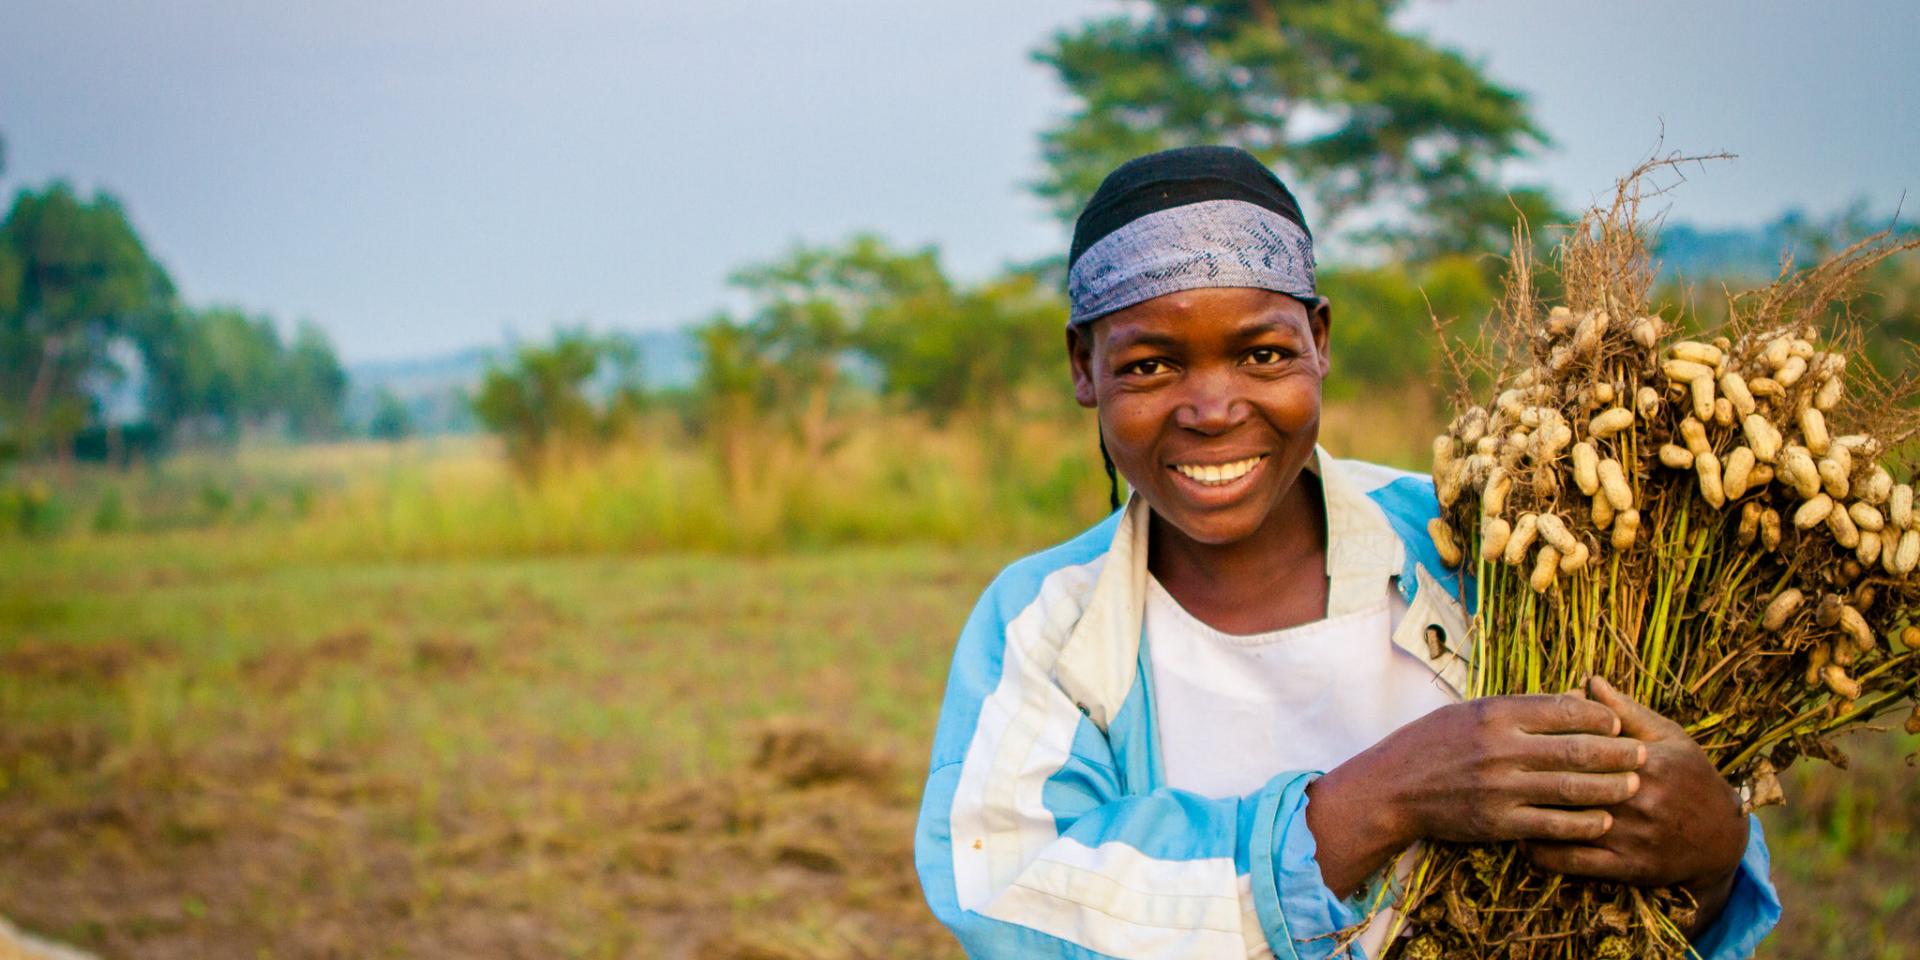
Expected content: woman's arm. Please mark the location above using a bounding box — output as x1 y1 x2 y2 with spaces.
1304 693 1646 896
919 560 1380 959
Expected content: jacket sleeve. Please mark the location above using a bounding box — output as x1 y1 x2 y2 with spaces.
913 563 1363 959
1687 814 1782 960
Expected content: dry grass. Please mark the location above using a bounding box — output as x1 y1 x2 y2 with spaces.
1 534 1010 959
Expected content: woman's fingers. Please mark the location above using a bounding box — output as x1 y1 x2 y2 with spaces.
1586 676 1686 740
1502 693 1623 736
1527 841 1636 881
1503 806 1613 843
1524 732 1647 773
1512 770 1641 807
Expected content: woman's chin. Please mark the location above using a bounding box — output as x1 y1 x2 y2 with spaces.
1147 497 1273 548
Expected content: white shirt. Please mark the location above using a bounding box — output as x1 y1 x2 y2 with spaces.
1145 577 1457 797
1143 495 1461 957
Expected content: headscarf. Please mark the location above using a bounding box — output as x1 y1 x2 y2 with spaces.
1066 146 1318 327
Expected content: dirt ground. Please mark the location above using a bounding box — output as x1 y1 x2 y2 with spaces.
0 719 959 960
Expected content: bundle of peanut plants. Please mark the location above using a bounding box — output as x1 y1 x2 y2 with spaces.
1384 161 1920 959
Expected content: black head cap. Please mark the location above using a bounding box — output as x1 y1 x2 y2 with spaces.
1068 146 1311 270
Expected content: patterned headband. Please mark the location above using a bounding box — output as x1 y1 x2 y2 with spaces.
1066 198 1318 327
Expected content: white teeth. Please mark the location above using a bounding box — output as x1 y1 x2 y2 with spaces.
1175 456 1264 486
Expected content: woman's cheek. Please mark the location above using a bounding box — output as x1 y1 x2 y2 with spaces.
1266 379 1322 432
1099 398 1165 480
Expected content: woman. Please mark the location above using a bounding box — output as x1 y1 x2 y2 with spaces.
913 147 1779 958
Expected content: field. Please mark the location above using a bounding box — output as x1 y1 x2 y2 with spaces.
2 432 1917 959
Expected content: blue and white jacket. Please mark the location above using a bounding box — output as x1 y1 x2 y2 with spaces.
915 451 1781 959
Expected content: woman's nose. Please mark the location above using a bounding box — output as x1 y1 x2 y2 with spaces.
1173 368 1250 435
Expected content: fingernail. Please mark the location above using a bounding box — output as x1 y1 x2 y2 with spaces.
1626 772 1640 794
1637 743 1648 766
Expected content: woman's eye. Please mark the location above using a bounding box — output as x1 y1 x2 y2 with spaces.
1246 347 1288 365
1122 359 1167 376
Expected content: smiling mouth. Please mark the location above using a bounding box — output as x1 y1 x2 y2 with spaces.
1170 455 1268 487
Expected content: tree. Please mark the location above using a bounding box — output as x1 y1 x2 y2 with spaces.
281 321 347 439
368 388 412 441
0 183 174 456
724 234 950 462
857 267 1066 424
471 329 643 478
1034 0 1561 257
173 308 287 441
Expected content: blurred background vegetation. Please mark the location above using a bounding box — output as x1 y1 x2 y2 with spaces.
2 1 1916 958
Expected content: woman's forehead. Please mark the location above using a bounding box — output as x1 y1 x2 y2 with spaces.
1098 288 1311 348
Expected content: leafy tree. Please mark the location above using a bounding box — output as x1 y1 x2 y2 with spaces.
173 308 287 440
1317 255 1494 399
1034 0 1561 257
471 329 643 478
724 234 951 461
368 388 412 441
281 321 347 439
857 268 1066 423
707 235 1074 435
0 183 174 455
123 306 347 445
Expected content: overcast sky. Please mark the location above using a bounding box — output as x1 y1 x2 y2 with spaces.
3 0 1915 362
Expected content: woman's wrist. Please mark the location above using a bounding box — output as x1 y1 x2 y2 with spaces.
1304 751 1420 897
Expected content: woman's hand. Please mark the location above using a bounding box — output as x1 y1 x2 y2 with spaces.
1526 677 1748 934
1305 693 1646 897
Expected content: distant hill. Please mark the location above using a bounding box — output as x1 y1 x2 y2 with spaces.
1652 207 1914 283
345 328 698 436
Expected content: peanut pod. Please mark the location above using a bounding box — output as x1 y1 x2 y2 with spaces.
1891 483 1914 529
1530 545 1561 593
1762 589 1803 631
1480 517 1512 563
1611 509 1640 551
1598 458 1633 511
1722 447 1756 500
1849 501 1885 532
1571 442 1600 495
1794 493 1835 528
1827 503 1861 549
1695 450 1726 509
1818 457 1850 499
1800 408 1831 456
1691 374 1717 421
1589 406 1636 439
1535 512 1579 554
1720 371 1756 416
1760 508 1783 551
1782 447 1821 498
1504 513 1539 567
1429 518 1463 567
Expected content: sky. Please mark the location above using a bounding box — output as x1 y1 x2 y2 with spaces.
2 0 1916 363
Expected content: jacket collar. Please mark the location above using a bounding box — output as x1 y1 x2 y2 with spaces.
1054 447 1466 730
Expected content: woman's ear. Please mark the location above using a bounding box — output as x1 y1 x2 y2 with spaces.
1310 298 1333 378
1066 324 1099 408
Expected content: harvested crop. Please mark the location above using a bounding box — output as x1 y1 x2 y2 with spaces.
1395 159 1920 960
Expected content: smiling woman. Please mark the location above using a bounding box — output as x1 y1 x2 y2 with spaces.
913 147 1779 959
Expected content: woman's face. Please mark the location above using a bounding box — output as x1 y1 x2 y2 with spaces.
1068 287 1330 547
